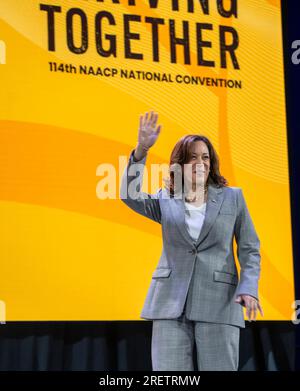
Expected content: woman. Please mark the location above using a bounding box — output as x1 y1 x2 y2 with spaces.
120 110 263 371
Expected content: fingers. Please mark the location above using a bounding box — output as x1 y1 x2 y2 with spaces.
139 115 143 129
140 112 148 128
156 124 162 135
243 296 251 321
148 111 157 128
141 110 158 129
246 300 251 321
236 295 263 321
246 298 260 321
249 299 253 321
152 114 158 129
149 111 155 124
252 300 257 321
258 302 264 317
139 110 161 146
244 297 254 321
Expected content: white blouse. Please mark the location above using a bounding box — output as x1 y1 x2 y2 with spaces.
184 202 207 242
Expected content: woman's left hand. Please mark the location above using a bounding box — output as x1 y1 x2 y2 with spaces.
235 294 264 321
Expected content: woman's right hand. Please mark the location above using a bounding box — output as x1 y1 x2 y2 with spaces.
137 110 162 152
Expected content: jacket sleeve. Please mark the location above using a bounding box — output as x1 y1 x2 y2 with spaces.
119 148 162 224
234 188 261 301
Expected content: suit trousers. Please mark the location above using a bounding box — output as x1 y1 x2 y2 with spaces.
151 301 240 371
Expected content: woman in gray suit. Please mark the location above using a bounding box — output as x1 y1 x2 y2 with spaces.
120 110 264 371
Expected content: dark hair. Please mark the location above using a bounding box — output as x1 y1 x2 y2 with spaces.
164 134 228 196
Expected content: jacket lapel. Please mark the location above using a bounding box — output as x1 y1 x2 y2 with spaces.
170 184 224 248
194 184 224 247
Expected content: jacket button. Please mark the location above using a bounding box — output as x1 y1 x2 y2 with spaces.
188 249 196 254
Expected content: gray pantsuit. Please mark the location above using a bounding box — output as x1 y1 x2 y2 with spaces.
120 149 261 371
151 300 240 371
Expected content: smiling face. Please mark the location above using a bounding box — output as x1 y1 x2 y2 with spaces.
167 134 226 197
183 140 210 191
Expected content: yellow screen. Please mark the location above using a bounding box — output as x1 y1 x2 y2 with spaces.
0 0 294 321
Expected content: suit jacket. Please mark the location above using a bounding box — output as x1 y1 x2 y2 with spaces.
120 149 261 328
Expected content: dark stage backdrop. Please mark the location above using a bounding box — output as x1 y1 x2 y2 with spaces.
282 0 300 370
0 321 295 371
0 0 299 371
